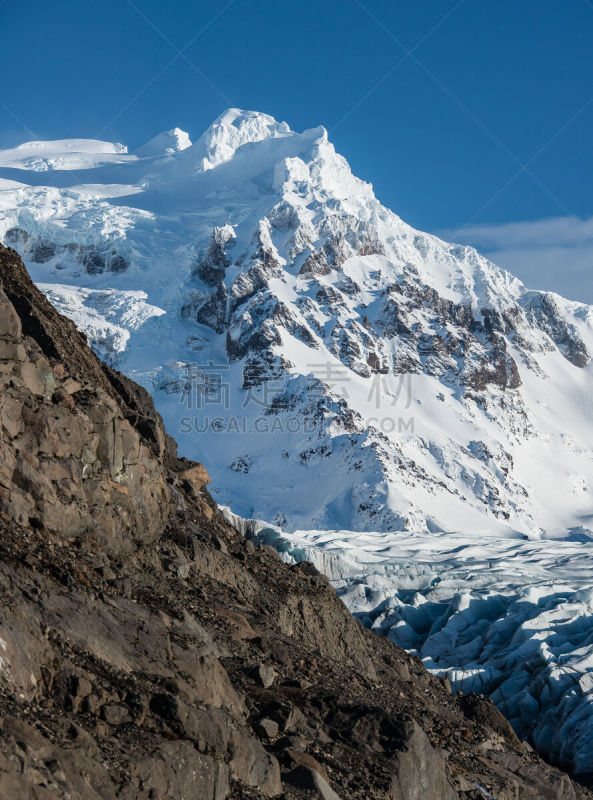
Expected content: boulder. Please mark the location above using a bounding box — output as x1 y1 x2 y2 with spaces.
251 663 277 688
180 463 211 494
285 765 343 800
391 722 458 800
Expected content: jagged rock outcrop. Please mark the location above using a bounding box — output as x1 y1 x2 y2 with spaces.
193 225 236 287
0 243 590 799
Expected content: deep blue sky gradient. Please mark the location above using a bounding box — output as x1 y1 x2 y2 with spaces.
1 0 592 231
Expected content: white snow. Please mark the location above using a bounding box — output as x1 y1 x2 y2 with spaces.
2 109 593 538
190 108 292 172
38 284 165 365
0 138 135 171
135 128 192 158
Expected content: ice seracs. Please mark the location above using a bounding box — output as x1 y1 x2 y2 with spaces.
38 283 165 364
224 510 593 775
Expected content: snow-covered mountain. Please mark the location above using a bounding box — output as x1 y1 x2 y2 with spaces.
4 108 593 772
1 108 593 540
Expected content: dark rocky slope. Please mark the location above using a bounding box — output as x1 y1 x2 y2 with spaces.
0 241 588 799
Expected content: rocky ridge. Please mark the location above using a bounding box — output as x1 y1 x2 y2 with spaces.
0 243 590 798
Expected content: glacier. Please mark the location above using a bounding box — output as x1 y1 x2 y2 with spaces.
222 507 593 775
2 108 593 772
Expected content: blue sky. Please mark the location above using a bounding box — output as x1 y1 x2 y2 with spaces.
1 0 593 297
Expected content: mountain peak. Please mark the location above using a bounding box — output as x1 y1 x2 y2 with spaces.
192 108 291 172
136 127 192 157
212 107 290 133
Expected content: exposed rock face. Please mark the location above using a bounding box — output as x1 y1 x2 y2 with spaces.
0 243 590 799
193 225 236 286
0 249 174 553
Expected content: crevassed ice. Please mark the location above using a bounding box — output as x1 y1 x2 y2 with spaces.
222 507 593 775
